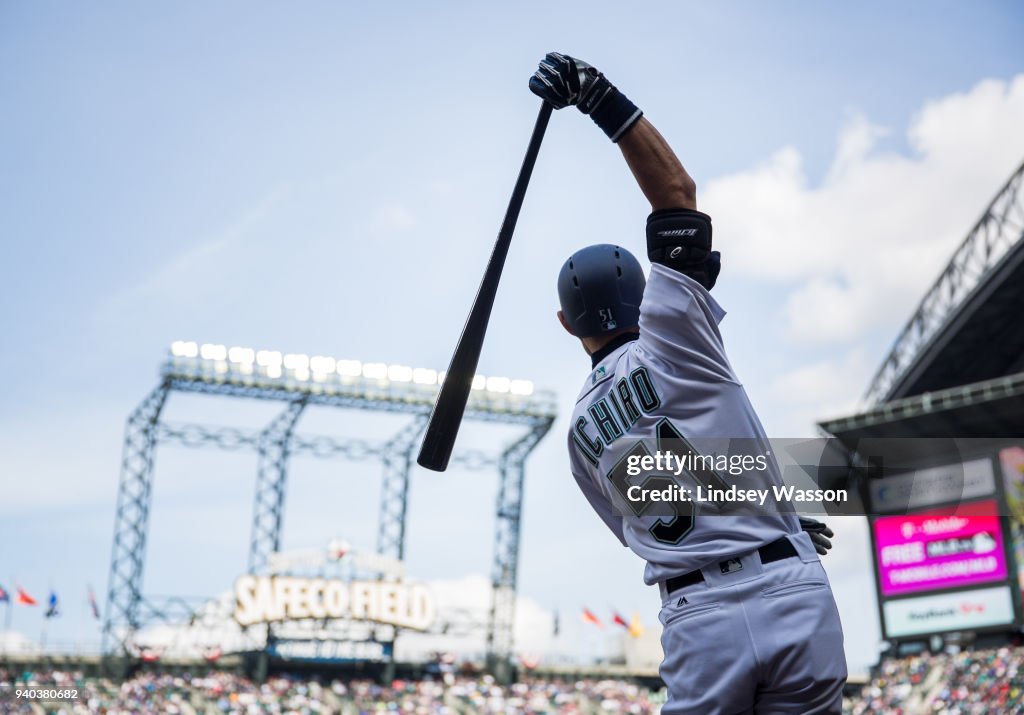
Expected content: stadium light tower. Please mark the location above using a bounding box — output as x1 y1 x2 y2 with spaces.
104 342 556 681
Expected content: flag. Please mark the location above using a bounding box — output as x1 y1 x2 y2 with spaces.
45 591 59 618
611 610 630 629
581 607 603 628
200 645 222 663
0 584 9 603
518 654 540 670
628 612 645 638
16 587 37 606
137 645 164 663
88 587 101 620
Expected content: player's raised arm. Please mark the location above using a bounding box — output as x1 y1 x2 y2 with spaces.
617 118 696 211
530 52 720 291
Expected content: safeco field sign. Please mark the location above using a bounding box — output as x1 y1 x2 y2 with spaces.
234 575 434 631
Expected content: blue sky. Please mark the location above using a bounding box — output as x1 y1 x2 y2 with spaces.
1 1 1023 675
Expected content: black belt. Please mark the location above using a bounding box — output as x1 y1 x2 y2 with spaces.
663 537 798 594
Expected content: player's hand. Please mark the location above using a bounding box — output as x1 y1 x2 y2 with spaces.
529 52 643 142
799 517 834 556
530 52 598 109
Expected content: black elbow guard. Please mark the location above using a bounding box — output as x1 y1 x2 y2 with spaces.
646 208 721 290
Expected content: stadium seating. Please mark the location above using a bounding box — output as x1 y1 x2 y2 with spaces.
3 648 1022 714
0 668 663 714
844 645 1024 714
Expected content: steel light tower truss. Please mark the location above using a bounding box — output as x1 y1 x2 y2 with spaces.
865 160 1024 405
249 399 308 573
103 345 556 676
486 421 552 682
104 384 170 663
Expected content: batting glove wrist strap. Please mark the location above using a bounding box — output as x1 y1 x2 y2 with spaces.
646 208 721 290
584 81 643 142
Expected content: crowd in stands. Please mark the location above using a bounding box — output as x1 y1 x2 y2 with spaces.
845 651 936 714
844 645 1024 714
929 646 1023 714
3 647 1024 714
0 669 196 714
0 668 661 714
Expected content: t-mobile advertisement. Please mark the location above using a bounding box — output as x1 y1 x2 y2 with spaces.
874 499 1008 597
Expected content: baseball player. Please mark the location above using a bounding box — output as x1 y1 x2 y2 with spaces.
530 53 847 714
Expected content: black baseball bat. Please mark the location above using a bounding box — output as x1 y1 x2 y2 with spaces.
417 101 554 472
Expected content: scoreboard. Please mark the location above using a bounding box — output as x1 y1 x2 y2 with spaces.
867 449 1023 640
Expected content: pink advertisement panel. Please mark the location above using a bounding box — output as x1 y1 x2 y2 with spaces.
874 499 1007 597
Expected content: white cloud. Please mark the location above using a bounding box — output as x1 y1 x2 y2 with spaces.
703 74 1024 348
771 349 872 413
826 113 890 184
758 349 874 435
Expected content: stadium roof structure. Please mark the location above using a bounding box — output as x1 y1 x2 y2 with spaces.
819 370 1024 445
865 160 1024 405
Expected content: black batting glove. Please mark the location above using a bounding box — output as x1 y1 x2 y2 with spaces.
529 52 643 142
799 517 834 556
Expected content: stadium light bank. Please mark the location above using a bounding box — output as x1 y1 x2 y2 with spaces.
166 340 556 416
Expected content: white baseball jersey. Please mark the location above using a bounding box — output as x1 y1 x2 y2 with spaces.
568 264 801 585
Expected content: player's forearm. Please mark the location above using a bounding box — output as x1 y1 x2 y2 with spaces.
617 118 697 211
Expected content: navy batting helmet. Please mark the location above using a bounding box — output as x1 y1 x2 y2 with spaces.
557 244 646 338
